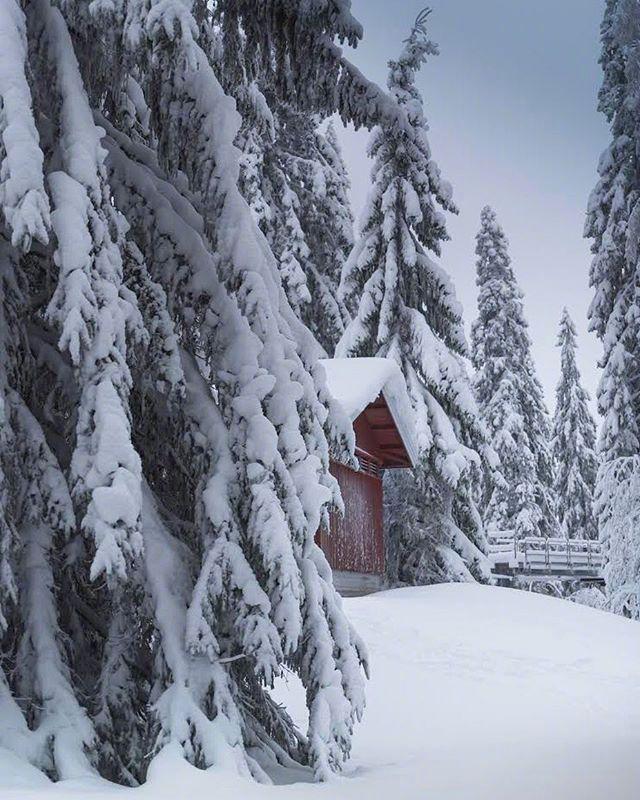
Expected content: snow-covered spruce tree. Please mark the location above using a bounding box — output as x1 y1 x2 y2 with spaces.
471 207 558 540
551 309 598 540
0 0 412 785
587 0 640 470
586 0 640 613
338 10 492 585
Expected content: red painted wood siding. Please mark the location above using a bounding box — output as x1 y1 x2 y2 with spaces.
318 461 384 575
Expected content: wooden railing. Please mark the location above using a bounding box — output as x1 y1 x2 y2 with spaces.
489 534 602 576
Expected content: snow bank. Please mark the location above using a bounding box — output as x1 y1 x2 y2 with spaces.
319 357 418 465
2 584 639 799
0 749 51 790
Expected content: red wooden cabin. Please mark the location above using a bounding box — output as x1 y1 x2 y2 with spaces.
318 358 417 595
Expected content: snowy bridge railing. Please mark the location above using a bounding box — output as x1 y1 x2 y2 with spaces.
489 535 603 578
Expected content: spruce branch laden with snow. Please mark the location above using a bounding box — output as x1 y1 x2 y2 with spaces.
227 69 355 356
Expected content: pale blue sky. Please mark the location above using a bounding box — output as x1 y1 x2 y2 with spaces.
336 0 608 416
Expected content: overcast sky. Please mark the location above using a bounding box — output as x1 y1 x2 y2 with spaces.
336 0 608 417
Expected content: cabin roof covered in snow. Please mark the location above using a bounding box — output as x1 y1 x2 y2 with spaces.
319 357 418 468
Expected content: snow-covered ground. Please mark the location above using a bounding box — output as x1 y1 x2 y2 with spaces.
3 584 640 800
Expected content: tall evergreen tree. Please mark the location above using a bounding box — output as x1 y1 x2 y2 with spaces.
586 0 640 615
471 206 557 540
338 10 492 585
551 308 598 540
0 0 409 785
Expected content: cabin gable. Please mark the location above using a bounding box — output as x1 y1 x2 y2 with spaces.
355 394 414 469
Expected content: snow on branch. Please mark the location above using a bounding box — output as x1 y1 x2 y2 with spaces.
0 0 50 251
39 0 143 581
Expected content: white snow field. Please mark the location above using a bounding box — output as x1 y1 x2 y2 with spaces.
2 584 639 800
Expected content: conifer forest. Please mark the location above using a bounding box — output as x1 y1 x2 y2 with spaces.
0 1 638 798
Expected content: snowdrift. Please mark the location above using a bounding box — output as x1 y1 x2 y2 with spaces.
2 584 639 800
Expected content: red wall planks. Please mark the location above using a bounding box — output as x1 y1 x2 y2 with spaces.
317 461 384 575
